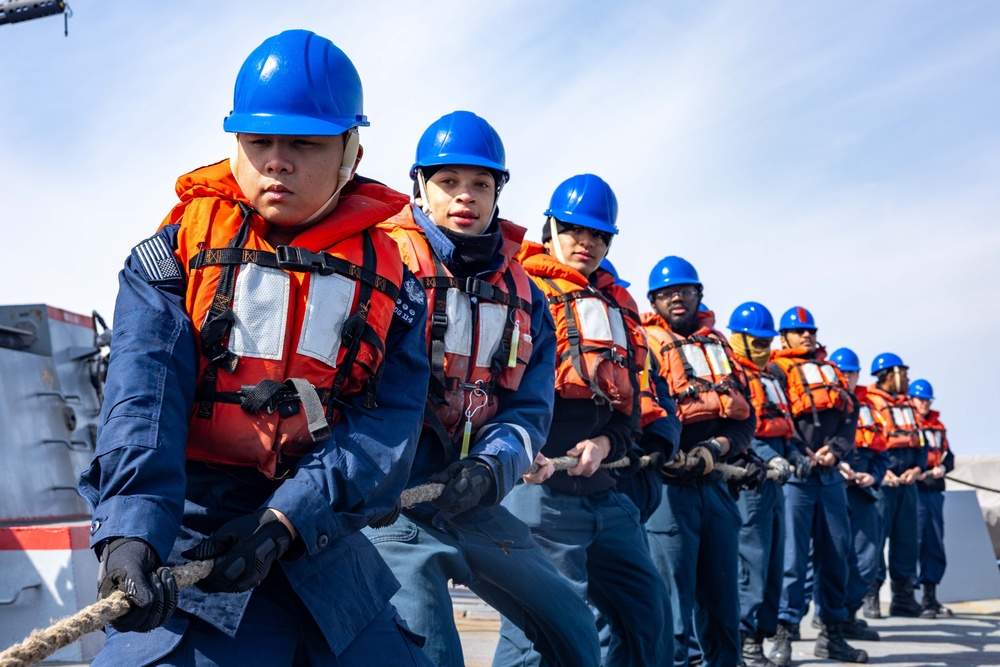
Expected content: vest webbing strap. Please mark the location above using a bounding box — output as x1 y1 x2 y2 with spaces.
326 231 383 414
189 245 400 301
659 330 740 402
543 278 616 405
196 203 253 418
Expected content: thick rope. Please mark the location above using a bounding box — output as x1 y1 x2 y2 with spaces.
0 560 213 667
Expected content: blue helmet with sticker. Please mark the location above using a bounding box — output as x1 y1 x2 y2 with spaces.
544 174 618 235
870 352 908 375
778 306 817 332
410 111 509 185
727 302 778 338
908 379 934 400
224 30 368 136
829 347 861 372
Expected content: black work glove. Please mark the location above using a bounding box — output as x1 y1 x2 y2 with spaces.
739 450 768 491
98 538 178 633
181 508 292 594
428 458 496 516
616 450 662 478
687 438 724 476
767 456 792 484
786 448 813 480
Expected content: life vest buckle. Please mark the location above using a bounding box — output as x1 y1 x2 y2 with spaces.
275 245 327 274
430 312 449 337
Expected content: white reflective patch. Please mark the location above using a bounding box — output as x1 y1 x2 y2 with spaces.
858 405 875 426
819 364 840 384
475 303 507 368
800 362 824 386
444 289 472 357
576 298 613 341
704 342 732 378
608 308 628 348
680 344 713 379
922 430 938 449
297 272 356 368
230 264 289 361
892 406 917 428
762 377 788 407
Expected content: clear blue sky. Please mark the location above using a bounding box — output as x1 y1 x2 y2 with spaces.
1 1 998 454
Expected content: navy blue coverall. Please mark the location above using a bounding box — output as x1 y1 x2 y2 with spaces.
769 363 858 627
78 223 433 666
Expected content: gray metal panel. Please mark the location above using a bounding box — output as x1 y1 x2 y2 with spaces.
938 490 1000 603
0 348 90 523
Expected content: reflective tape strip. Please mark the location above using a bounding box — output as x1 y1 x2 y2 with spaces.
704 342 732 377
608 308 628 348
858 405 875 426
231 264 289 361
475 303 507 368
819 364 840 384
800 362 824 386
297 272 356 368
444 289 472 357
680 343 713 379
576 297 614 342
762 376 789 407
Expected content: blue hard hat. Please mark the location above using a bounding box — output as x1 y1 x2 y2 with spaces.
727 302 778 338
647 256 701 295
599 258 630 288
224 30 368 136
778 306 817 332
410 111 509 184
829 347 861 372
871 352 908 375
544 174 618 236
908 379 934 400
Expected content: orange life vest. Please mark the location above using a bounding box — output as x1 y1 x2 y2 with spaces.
769 347 852 424
853 386 887 452
864 385 921 450
734 354 794 439
161 161 409 477
379 207 534 442
642 311 752 425
518 242 646 416
917 410 949 468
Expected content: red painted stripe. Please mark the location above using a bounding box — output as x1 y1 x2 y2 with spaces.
0 525 91 551
796 306 809 324
46 305 92 329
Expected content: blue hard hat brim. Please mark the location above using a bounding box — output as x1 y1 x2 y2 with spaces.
545 210 619 236
838 364 862 372
410 154 509 181
224 112 369 136
728 326 779 338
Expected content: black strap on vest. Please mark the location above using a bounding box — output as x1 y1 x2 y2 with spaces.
196 203 254 418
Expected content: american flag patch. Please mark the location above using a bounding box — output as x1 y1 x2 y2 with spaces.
132 234 182 282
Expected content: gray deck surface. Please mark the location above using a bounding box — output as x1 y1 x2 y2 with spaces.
452 588 1000 667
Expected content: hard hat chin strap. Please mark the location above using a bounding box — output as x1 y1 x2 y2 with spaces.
893 366 902 394
415 168 435 222
302 129 361 225
548 217 568 264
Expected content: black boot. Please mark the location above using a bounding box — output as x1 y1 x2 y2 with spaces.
842 609 880 641
814 621 869 663
862 580 882 619
921 582 954 619
889 579 923 617
768 623 794 667
742 632 777 667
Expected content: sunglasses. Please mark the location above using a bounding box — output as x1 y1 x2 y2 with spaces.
784 328 815 335
559 223 614 246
